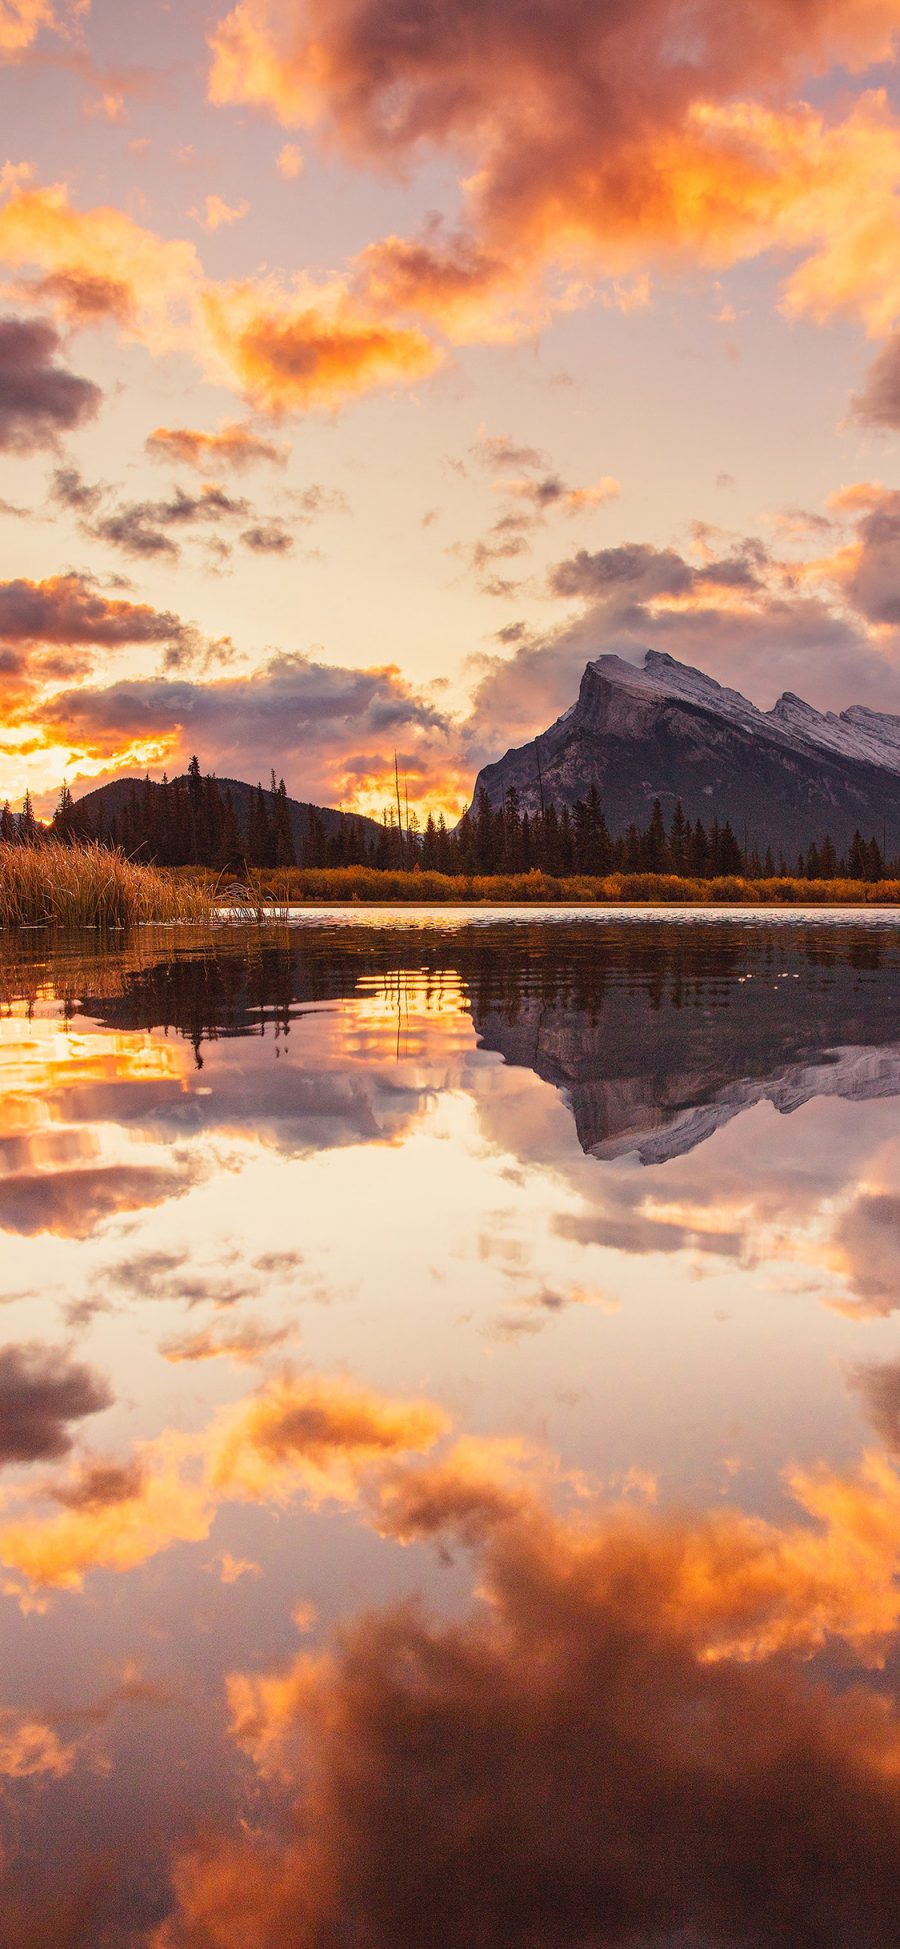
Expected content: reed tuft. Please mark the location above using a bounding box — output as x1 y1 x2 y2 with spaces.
0 841 212 930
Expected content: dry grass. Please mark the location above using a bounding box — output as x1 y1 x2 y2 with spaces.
0 841 212 930
212 865 900 907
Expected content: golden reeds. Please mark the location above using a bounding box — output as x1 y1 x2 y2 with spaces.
214 864 900 907
0 841 212 930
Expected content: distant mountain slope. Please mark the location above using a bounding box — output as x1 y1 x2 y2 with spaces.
75 774 382 854
471 650 900 855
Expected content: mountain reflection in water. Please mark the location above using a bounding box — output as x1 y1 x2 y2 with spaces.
2 916 900 1948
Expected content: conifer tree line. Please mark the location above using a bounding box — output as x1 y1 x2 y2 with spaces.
422 786 894 882
1 761 897 881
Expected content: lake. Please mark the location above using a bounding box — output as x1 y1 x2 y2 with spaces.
2 911 900 1947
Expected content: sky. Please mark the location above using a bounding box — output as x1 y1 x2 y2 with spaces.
3 0 900 818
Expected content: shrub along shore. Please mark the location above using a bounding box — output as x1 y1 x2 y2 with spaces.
209 864 900 908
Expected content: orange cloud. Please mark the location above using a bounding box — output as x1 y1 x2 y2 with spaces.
0 1709 74 1779
204 0 900 345
0 0 60 60
827 481 889 514
276 142 303 178
0 1373 448 1595
210 1372 448 1505
192 194 250 232
0 172 446 411
0 1429 209 1590
202 279 441 412
0 175 203 349
159 1319 293 1365
145 421 289 471
354 227 541 344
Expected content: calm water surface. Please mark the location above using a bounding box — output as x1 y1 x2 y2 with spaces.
3 912 900 1945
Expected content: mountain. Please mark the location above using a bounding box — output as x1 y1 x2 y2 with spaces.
471 650 900 855
75 773 382 855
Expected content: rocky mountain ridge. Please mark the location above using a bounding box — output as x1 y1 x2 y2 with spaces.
472 651 900 856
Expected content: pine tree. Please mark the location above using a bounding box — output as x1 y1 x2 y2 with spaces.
866 836 885 882
848 830 866 879
272 777 296 867
51 782 75 843
502 786 522 872
718 821 742 874
645 798 669 872
622 823 641 871
474 786 494 872
669 800 689 874
247 783 272 867
558 803 575 875
19 789 37 844
690 819 709 876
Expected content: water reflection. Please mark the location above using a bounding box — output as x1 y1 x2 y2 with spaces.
1 916 900 1946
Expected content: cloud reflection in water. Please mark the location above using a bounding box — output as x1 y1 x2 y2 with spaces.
1 917 900 1944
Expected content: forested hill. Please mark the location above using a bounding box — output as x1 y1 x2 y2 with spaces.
74 768 382 868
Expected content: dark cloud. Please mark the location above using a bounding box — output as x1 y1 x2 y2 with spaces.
23 268 136 325
851 333 900 431
702 554 764 589
241 520 294 554
0 572 185 648
472 434 545 472
90 507 180 559
549 541 695 601
50 464 105 514
50 1457 146 1510
833 1192 900 1314
252 1250 305 1275
88 484 253 562
284 483 350 520
102 1250 251 1310
851 1358 900 1449
357 222 510 326
43 651 450 805
0 314 101 454
470 521 530 580
0 1162 203 1237
156 486 251 526
102 1250 185 1296
0 1343 111 1466
516 473 572 508
844 492 900 627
